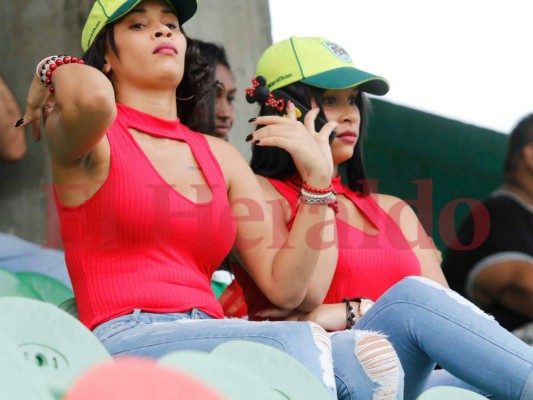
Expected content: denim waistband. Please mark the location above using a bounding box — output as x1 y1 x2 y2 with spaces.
93 308 213 336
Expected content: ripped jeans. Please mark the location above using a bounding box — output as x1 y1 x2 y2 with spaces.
352 276 533 400
92 309 337 399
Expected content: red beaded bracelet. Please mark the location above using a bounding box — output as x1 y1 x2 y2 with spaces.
301 181 334 194
36 55 85 93
327 195 339 214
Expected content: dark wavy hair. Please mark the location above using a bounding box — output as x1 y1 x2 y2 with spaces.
82 23 215 133
187 39 231 134
250 81 371 194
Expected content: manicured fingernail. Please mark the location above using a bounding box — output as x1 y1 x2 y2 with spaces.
15 118 24 127
245 133 253 142
248 117 256 123
255 311 266 317
254 139 260 144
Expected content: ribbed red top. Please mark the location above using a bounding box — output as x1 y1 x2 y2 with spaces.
55 104 236 330
234 176 420 320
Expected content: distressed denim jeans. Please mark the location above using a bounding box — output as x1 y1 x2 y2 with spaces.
354 277 533 400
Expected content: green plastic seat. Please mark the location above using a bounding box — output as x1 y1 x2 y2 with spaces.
58 297 79 319
417 386 488 399
65 356 226 400
159 350 272 400
0 266 43 300
0 296 112 399
16 271 74 306
211 280 228 299
212 340 331 400
0 332 54 400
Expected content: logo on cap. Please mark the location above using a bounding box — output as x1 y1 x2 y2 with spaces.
267 73 293 89
322 41 351 63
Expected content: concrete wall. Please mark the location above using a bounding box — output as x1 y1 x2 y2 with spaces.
0 0 271 245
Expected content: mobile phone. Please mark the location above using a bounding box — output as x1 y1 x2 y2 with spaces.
270 89 337 144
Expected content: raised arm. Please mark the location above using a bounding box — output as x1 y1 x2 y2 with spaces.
255 175 338 311
0 75 25 161
18 58 116 165
215 107 338 309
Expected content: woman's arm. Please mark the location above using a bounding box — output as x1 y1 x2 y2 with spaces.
255 175 338 311
214 107 338 309
256 303 352 332
18 60 116 165
0 75 25 161
375 193 449 287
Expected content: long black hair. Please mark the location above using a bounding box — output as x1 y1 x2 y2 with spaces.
249 81 371 194
82 23 214 133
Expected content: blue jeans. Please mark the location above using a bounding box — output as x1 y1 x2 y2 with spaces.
354 276 533 400
331 328 405 399
93 308 338 398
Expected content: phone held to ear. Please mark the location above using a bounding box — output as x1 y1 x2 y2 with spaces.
245 76 336 144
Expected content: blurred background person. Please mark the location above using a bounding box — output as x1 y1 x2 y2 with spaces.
443 113 533 344
188 38 236 141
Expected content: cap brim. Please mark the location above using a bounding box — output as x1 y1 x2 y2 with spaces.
108 0 197 25
301 67 389 95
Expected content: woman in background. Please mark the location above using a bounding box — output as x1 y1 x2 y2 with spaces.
235 35 533 400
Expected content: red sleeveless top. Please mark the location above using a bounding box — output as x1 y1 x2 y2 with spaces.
55 104 236 329
233 176 420 320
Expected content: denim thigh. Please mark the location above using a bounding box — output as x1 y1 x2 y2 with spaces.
93 309 333 397
356 276 533 400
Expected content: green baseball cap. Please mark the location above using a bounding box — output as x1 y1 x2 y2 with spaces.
256 36 389 95
81 0 197 52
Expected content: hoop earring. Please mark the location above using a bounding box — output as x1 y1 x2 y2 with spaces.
176 94 194 101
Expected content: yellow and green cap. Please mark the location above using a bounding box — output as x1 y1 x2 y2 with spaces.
256 36 389 95
81 0 197 52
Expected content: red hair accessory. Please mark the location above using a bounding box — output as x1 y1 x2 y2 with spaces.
245 76 286 113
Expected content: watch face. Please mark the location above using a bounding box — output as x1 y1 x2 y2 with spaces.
360 299 374 316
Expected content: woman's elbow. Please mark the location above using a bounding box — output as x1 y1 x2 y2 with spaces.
297 292 326 312
79 87 115 116
267 289 307 310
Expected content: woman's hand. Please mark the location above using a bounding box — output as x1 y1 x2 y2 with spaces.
256 303 347 332
17 73 52 141
248 101 337 188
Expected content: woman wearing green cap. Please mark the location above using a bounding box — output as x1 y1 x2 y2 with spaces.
12 1 355 397
235 36 533 400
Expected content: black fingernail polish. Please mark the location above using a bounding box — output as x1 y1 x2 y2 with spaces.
248 117 256 123
15 118 24 127
254 139 260 144
245 134 253 142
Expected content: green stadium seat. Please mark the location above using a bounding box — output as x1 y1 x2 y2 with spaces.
16 271 74 306
159 350 272 399
0 296 112 399
0 332 54 400
212 340 332 399
58 297 79 319
417 386 488 399
0 266 43 300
